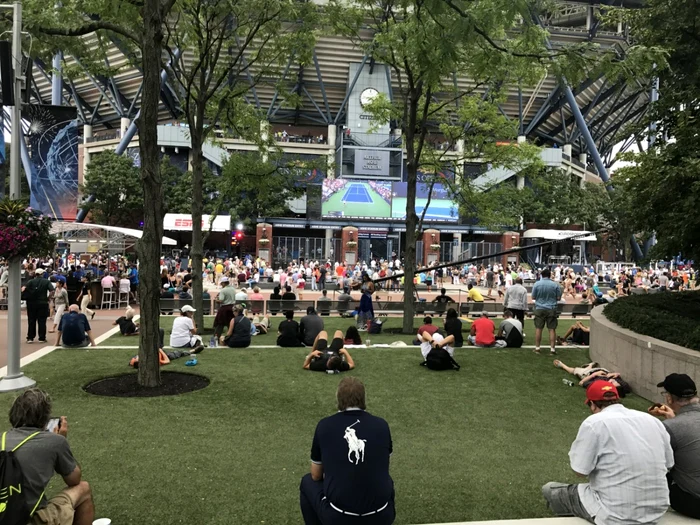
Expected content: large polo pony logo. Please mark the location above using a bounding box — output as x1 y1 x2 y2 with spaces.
344 420 367 465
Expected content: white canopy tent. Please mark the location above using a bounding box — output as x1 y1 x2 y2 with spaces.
522 229 598 242
51 223 177 254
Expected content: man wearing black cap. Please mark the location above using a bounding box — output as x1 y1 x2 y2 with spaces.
649 373 700 518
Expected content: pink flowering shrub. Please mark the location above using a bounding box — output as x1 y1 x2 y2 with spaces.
0 199 56 259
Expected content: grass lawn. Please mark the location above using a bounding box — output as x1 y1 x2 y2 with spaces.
0 316 651 525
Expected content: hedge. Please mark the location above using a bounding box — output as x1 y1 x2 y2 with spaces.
603 291 700 351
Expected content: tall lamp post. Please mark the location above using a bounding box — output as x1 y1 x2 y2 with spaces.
0 0 36 392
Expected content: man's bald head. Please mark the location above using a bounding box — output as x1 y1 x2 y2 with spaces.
68 304 80 313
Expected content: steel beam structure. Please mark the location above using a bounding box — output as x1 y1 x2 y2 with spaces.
333 53 370 125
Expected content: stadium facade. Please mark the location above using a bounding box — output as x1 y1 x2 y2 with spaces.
20 1 650 268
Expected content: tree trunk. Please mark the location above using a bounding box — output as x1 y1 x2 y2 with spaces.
190 127 205 331
401 93 420 334
135 0 165 387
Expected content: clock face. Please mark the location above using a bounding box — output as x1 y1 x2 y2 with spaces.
360 88 380 108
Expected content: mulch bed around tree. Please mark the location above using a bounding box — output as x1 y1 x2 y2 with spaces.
84 371 210 398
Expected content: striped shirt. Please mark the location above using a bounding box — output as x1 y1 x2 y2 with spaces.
569 404 674 524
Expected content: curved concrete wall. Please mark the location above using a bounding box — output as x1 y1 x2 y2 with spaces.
590 305 700 402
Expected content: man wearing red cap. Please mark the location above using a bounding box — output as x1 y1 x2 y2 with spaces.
649 373 700 518
543 380 674 524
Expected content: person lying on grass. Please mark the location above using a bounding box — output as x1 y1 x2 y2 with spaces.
129 327 204 367
553 359 631 397
418 330 455 360
113 306 138 336
304 330 355 373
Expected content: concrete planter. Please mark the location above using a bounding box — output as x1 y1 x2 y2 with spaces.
590 305 700 402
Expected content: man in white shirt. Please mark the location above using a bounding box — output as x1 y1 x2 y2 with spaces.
169 305 204 351
543 380 674 524
235 287 248 301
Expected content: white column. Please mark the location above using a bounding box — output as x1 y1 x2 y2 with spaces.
325 228 333 260
452 233 462 261
562 143 572 157
327 124 336 179
83 124 92 182
516 135 526 189
579 153 588 188
586 6 594 30
120 117 130 136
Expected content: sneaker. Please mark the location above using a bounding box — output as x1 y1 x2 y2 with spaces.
26 339 33 344
550 349 557 355
38 339 47 344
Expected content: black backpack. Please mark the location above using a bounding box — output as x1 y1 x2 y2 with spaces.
0 431 42 524
421 347 460 371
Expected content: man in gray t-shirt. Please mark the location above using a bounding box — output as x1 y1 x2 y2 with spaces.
497 310 523 348
4 389 94 524
299 307 325 346
650 373 700 518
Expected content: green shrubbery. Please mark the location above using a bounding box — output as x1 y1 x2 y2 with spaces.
603 291 700 351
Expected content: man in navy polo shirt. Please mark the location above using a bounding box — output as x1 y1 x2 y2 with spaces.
300 377 395 525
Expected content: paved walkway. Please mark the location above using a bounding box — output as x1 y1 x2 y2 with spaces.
0 308 133 369
412 512 695 524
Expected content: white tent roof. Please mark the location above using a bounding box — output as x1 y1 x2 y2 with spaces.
51 222 178 245
522 229 597 242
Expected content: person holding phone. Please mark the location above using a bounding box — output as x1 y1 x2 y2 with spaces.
3 389 95 524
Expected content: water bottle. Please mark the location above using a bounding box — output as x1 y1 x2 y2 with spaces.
209 335 217 348
562 379 575 387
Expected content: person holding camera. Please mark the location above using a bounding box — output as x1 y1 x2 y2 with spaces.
303 331 355 373
3 389 95 524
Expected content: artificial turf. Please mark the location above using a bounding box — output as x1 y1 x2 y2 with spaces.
0 316 653 525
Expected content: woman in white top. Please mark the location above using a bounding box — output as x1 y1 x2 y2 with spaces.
50 280 69 333
169 305 202 348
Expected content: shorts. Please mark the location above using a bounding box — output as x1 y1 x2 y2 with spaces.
486 279 494 288
534 309 558 330
32 491 74 525
316 337 343 353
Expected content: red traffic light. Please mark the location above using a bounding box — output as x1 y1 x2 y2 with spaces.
235 232 244 240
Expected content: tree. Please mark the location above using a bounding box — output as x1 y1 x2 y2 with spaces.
609 0 700 261
81 152 215 225
17 0 177 386
162 0 316 329
330 0 557 333
217 151 308 224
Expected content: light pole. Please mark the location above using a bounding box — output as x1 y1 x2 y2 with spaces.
0 0 36 392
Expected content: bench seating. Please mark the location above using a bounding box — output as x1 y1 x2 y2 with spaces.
411 511 696 524
158 298 592 317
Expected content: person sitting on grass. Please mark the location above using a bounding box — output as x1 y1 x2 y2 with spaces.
419 330 455 360
300 306 324 347
303 330 355 373
553 359 632 396
414 315 438 344
558 321 590 346
221 304 252 348
277 311 302 347
443 308 463 347
4 389 96 525
55 304 96 348
299 377 395 525
113 307 138 336
169 305 204 352
468 312 506 348
344 325 363 345
496 309 523 348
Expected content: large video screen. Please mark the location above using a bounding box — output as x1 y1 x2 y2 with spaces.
391 182 458 222
322 180 392 219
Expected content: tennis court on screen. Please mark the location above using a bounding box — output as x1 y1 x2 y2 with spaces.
342 183 374 203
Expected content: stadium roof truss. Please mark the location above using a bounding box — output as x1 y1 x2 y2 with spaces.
24 0 649 168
